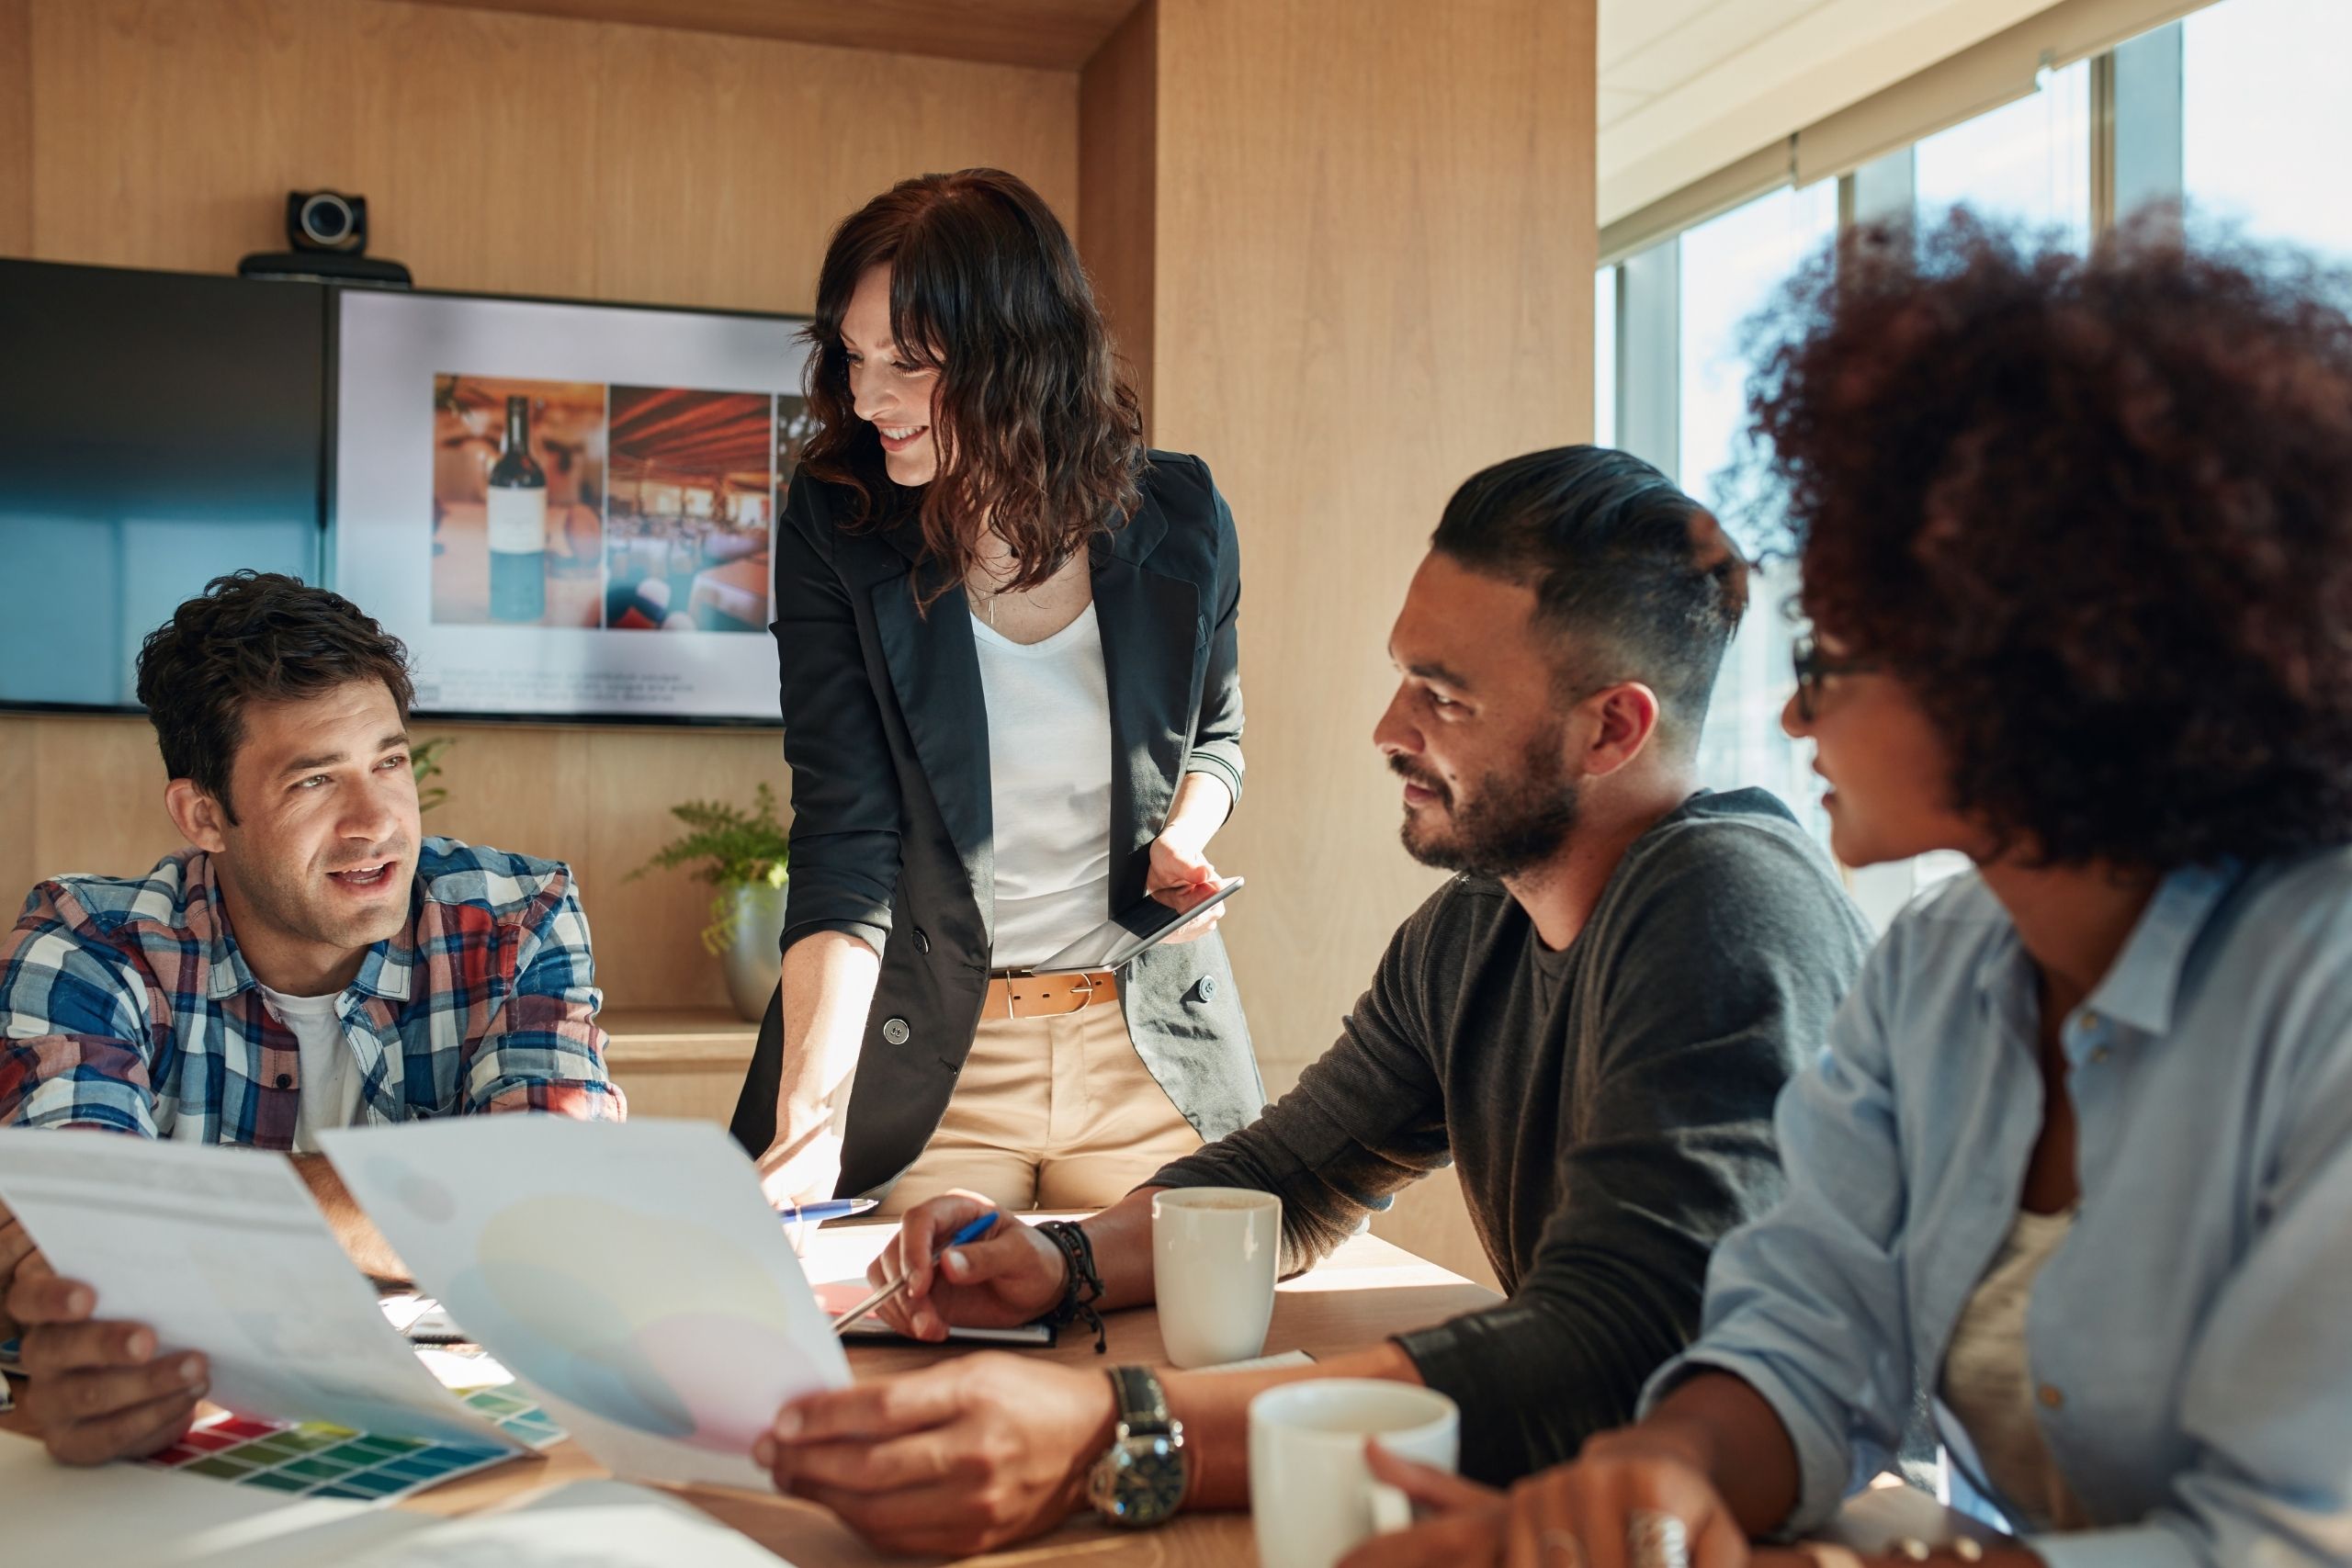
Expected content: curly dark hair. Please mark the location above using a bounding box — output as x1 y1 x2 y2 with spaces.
134 571 415 822
1747 207 2352 867
797 168 1146 606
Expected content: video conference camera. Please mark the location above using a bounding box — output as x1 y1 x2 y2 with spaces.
239 188 413 288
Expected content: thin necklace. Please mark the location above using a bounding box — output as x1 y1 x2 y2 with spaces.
975 537 1070 628
976 550 1016 627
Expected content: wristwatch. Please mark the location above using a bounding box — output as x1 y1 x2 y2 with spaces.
1087 1366 1187 1529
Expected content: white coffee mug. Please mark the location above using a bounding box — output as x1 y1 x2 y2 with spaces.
1249 1380 1461 1568
1151 1186 1281 1369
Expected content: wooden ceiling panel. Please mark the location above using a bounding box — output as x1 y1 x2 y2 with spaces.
610 388 776 478
401 0 1143 69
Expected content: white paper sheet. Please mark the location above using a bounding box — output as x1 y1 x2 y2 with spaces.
0 1429 434 1568
1202 1348 1317 1372
321 1118 851 1491
343 1479 795 1566
4 1438 787 1568
0 1132 515 1450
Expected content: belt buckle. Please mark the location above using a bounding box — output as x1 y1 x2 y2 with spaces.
992 967 1105 1019
994 968 1033 1021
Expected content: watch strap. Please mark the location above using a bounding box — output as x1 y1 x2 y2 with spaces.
1106 1365 1172 1436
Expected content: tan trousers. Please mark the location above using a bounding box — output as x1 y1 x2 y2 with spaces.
875 1002 1204 1216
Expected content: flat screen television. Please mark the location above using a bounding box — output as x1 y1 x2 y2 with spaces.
0 258 328 711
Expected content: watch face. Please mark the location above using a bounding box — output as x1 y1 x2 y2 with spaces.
1091 1433 1186 1528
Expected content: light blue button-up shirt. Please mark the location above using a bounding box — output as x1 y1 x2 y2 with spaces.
1645 855 2352 1567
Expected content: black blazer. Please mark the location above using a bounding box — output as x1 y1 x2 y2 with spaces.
729 451 1264 1199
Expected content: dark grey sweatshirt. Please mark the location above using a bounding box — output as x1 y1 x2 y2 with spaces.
1149 788 1872 1483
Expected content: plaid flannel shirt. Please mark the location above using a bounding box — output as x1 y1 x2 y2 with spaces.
0 837 624 1145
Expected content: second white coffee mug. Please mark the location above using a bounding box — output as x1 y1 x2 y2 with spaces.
1151 1185 1281 1369
1249 1380 1461 1568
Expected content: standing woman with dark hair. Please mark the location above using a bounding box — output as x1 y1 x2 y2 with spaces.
731 169 1260 1214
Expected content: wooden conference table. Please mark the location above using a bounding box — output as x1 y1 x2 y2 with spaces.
399 1218 1501 1565
6 1217 1999 1565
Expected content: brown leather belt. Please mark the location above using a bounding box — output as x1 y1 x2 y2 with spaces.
983 968 1121 1020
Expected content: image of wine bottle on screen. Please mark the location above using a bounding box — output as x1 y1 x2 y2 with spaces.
429 374 607 628
602 384 777 633
489 394 548 621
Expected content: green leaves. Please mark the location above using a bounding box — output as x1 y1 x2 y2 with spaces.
628 782 790 891
412 737 456 815
627 784 792 954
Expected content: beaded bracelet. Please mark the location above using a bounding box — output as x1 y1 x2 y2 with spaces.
1035 1219 1108 1354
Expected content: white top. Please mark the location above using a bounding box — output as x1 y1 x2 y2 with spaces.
970 601 1115 969
256 983 367 1154
1939 1205 2090 1533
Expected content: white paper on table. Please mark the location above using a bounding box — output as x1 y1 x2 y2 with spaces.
0 1132 515 1450
416 1344 515 1391
341 1478 795 1566
1201 1348 1316 1373
0 1428 434 1568
321 1117 851 1491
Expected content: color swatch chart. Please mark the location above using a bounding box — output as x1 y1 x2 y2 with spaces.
138 1386 560 1503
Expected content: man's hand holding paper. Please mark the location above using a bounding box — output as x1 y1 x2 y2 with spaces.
7 1252 209 1463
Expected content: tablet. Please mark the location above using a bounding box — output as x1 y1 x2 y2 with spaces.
1035 877 1243 973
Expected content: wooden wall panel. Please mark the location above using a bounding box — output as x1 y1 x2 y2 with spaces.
336 2 610 299
402 0 1138 72
1078 0 1156 433
0 719 189 934
593 25 1076 312
19 0 1075 309
0 0 28 253
2 0 1080 1011
1150 0 1594 1081
1110 0 1598 1288
0 712 48 919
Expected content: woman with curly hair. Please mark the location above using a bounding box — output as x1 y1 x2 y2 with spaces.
731 169 1258 1213
1351 209 2352 1568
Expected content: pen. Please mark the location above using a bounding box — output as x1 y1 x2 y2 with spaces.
830 1210 1001 1337
776 1199 868 1224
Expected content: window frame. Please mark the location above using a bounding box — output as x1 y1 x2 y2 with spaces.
1595 17 2194 921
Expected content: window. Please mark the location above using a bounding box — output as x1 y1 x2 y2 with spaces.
2185 0 2352 260
1915 60 2094 242
1593 267 1618 449
1597 3 2352 922
1677 185 1840 840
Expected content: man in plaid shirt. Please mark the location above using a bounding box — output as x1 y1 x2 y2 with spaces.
0 572 625 1464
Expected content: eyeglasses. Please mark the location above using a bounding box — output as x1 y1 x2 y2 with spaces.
1790 634 1879 722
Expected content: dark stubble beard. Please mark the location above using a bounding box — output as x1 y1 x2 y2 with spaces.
1392 727 1582 880
216 834 413 958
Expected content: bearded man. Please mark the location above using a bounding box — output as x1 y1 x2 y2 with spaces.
751 447 1871 1556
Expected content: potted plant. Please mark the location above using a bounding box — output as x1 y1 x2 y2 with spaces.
630 783 790 1021
411 736 456 815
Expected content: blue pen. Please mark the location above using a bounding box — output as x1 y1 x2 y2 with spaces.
828 1210 1000 1336
776 1198 871 1225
